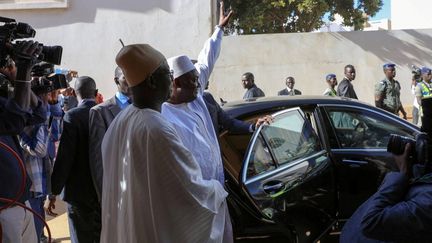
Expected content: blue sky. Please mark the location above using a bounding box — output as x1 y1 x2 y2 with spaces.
323 0 390 22
369 0 390 20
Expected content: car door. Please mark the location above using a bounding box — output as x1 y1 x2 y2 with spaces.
319 105 419 219
240 107 336 242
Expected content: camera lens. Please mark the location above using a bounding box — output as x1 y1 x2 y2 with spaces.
41 45 63 65
387 134 415 155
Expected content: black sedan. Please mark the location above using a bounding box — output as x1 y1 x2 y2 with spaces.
219 96 419 242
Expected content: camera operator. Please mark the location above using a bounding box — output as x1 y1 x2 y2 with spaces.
0 40 48 243
0 42 46 132
340 132 432 240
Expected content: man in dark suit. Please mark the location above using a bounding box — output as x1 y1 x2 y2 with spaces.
278 76 302 96
242 72 265 99
337 64 358 99
203 90 273 135
48 76 100 243
203 91 252 134
89 67 130 201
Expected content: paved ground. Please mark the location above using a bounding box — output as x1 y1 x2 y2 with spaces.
44 200 70 243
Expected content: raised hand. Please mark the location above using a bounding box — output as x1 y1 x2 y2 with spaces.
218 1 234 27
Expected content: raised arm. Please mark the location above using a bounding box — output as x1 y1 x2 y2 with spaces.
195 1 233 93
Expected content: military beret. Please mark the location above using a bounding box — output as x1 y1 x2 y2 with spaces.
326 74 336 81
383 63 396 69
421 67 432 74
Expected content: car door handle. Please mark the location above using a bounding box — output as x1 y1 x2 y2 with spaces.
263 182 285 194
343 159 368 165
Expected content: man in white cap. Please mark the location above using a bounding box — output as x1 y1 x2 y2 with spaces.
161 2 235 242
100 44 228 243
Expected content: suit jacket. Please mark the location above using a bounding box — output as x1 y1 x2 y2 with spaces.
203 92 251 134
88 97 121 201
243 84 265 99
337 78 358 99
278 88 302 96
51 99 98 205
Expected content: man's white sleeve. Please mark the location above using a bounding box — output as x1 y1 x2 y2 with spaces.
195 26 224 94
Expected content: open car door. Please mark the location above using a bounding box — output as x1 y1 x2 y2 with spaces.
240 107 336 242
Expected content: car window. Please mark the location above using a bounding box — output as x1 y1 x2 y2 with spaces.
246 134 276 178
327 108 414 148
245 109 323 179
261 109 322 166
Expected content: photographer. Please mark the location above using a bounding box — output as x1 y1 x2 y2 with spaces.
340 142 432 242
0 40 47 243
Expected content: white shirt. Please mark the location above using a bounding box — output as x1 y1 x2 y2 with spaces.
162 26 233 242
162 26 224 184
100 106 228 243
412 84 420 108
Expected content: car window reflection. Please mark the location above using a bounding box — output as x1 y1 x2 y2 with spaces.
247 135 276 178
247 110 323 179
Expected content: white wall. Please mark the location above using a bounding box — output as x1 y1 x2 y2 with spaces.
392 0 432 30
3 1 431 109
209 29 432 107
0 0 215 96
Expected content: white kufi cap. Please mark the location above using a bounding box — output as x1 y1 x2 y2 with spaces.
167 55 196 79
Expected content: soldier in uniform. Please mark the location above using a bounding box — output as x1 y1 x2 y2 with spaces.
323 74 338 97
375 63 407 119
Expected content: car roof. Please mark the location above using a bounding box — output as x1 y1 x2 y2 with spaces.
222 95 370 116
222 95 419 130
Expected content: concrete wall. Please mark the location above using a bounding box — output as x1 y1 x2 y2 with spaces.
0 0 215 96
3 1 432 109
392 0 432 30
210 29 432 107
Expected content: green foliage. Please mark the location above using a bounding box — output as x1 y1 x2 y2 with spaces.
224 0 383 34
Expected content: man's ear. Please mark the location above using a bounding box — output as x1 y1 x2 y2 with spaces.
172 77 182 88
114 78 120 85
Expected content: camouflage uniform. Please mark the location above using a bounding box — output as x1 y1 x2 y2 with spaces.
375 78 402 114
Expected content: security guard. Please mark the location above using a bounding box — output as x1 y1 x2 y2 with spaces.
415 67 432 123
323 74 338 97
375 63 407 119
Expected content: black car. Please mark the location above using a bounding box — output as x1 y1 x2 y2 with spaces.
219 96 420 242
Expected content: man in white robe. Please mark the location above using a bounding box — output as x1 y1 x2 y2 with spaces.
100 44 228 243
161 2 234 242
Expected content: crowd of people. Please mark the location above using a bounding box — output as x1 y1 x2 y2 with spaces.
1 1 432 243
241 63 432 123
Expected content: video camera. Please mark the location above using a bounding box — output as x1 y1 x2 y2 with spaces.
30 62 69 95
387 98 432 174
0 16 63 68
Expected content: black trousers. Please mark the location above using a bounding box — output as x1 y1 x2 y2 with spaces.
67 201 101 243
